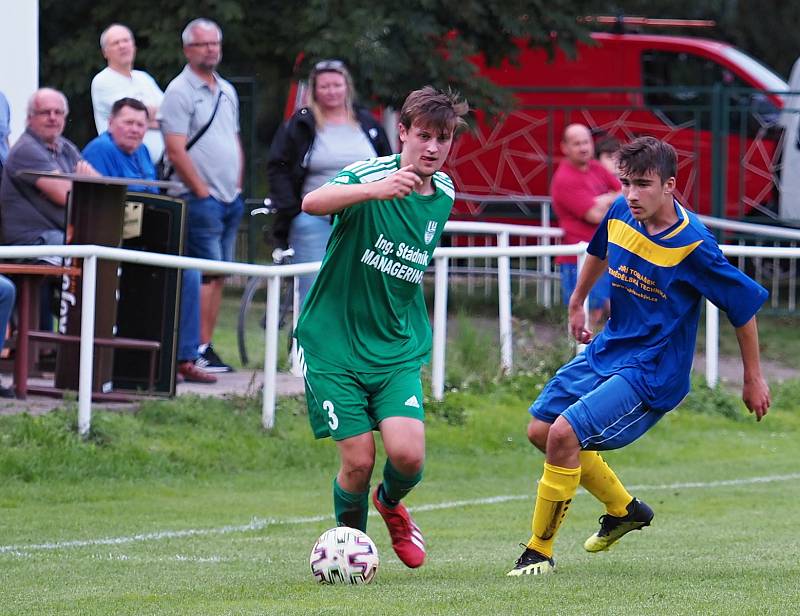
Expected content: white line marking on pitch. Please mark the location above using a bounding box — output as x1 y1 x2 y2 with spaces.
1 472 797 556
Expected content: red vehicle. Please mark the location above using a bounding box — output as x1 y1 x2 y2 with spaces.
285 27 791 222
447 31 789 222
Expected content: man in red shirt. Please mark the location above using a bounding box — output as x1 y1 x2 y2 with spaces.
551 124 621 327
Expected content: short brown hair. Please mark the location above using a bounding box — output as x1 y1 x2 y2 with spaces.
595 135 621 158
111 97 149 119
617 136 677 183
399 86 469 136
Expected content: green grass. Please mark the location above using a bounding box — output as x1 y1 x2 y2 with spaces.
698 312 800 366
1 375 799 615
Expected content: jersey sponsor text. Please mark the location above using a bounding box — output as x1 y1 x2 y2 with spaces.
360 248 425 284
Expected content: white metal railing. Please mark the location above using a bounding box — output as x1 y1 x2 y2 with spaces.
0 244 316 436
2 219 799 435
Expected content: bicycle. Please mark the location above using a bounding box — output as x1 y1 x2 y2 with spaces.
237 202 297 368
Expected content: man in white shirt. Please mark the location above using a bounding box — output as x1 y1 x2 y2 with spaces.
91 23 165 163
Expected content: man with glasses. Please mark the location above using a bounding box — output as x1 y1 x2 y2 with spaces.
0 88 98 250
159 18 244 382
91 24 165 164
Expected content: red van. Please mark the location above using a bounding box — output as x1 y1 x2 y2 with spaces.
285 30 791 222
447 31 789 222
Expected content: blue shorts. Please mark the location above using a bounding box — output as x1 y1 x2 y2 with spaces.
560 263 610 310
529 353 665 451
185 194 244 262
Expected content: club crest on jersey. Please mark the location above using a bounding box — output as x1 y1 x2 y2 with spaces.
424 221 437 245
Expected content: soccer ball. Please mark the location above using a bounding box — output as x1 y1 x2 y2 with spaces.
309 526 380 585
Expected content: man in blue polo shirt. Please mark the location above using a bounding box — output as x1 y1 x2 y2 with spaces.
82 97 156 193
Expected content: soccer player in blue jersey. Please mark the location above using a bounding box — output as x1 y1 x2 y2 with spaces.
508 136 772 576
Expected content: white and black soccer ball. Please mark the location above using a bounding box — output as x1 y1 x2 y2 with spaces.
309 526 379 585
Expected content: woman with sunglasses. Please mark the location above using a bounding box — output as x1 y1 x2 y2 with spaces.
267 60 393 305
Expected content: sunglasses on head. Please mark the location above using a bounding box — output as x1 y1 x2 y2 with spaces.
313 59 345 73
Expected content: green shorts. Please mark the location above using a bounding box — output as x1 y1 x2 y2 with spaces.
300 349 425 441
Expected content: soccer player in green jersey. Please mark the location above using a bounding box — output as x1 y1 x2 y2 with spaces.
295 86 468 568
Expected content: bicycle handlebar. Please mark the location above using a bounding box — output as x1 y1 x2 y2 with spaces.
272 247 295 263
251 198 276 217
252 198 296 263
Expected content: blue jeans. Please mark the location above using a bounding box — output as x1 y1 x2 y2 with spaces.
289 212 332 306
177 194 244 362
177 268 201 362
185 194 244 261
34 229 66 328
559 263 611 310
0 275 15 354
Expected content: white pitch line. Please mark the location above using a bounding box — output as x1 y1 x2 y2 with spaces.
1 472 798 556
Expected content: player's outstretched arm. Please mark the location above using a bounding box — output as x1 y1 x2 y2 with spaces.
302 165 423 215
734 316 770 421
567 254 608 343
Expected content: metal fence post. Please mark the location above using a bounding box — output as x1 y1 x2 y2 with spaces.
497 231 513 373
705 300 719 388
431 256 449 400
262 274 281 430
77 255 97 437
576 246 589 355
540 201 552 308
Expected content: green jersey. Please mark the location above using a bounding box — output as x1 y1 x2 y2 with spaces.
294 154 455 371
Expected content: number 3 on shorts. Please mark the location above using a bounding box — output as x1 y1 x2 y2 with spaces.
323 400 338 431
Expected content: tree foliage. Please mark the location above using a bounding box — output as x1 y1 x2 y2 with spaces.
39 0 592 150
38 0 800 192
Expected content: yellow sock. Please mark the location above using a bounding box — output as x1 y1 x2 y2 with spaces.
527 462 580 558
579 451 632 517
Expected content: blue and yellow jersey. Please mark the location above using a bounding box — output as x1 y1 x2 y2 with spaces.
585 197 768 411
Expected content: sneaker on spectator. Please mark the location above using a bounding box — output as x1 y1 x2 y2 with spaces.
177 361 217 384
196 343 234 373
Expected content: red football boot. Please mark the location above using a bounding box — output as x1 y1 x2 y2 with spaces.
372 486 426 568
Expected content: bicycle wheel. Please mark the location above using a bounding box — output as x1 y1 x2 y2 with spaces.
237 276 267 367
237 275 294 368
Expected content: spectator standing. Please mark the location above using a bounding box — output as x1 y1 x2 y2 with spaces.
595 134 622 177
0 90 10 164
267 59 392 305
159 18 244 377
0 93 12 384
91 24 165 164
551 124 621 328
83 98 157 193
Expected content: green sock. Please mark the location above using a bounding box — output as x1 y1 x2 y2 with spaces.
333 478 369 532
379 459 422 507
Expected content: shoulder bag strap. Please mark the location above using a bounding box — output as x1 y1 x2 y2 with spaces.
186 90 223 152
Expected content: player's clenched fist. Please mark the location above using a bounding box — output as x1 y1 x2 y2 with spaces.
372 164 423 199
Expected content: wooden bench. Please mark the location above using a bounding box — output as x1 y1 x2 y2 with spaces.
0 263 81 399
0 263 161 399
27 331 161 394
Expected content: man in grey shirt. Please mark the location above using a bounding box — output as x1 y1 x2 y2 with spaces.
0 88 98 248
159 18 244 380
